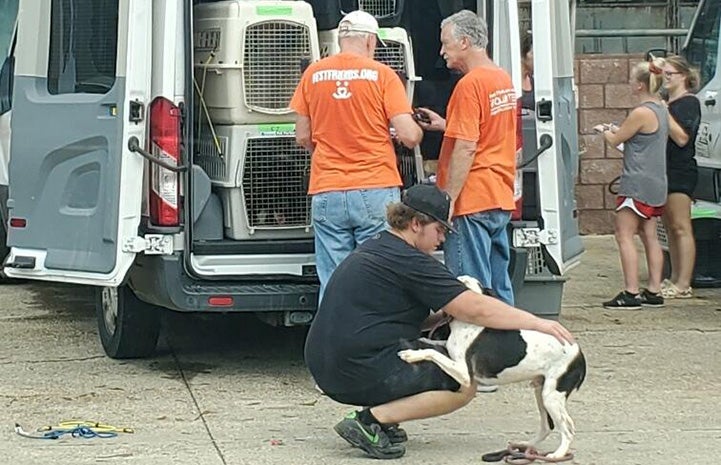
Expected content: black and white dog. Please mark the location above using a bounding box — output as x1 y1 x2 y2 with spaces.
398 275 586 459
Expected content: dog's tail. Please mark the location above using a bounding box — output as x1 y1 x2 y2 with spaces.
557 349 587 398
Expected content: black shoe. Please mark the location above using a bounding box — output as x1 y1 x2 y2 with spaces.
602 291 642 310
639 289 664 308
334 411 406 459
382 423 408 444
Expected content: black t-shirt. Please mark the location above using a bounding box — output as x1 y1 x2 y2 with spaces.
667 94 701 173
304 231 468 394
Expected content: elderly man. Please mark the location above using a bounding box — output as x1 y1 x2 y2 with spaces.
290 10 422 300
304 184 574 459
418 11 518 306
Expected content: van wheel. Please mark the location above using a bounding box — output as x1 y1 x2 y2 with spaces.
96 286 161 359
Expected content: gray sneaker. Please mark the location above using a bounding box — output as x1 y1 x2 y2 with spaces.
639 288 664 308
334 411 406 459
602 291 642 310
382 423 408 444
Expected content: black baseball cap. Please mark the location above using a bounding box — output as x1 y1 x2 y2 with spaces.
401 184 456 233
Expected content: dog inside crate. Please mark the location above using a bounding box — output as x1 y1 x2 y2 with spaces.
242 140 311 228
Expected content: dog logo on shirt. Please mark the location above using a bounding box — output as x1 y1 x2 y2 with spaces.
332 81 352 100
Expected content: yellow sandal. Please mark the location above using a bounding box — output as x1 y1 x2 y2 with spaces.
661 283 693 299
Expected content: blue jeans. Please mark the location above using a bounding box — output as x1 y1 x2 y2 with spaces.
312 187 400 301
443 209 514 305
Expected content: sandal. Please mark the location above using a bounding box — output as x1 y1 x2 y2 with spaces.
661 283 693 299
661 278 674 292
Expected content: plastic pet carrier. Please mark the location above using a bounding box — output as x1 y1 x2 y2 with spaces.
194 1 320 125
196 124 313 240
395 144 424 189
306 0 405 29
318 27 420 102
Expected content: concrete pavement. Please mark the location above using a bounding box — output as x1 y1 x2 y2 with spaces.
0 235 719 465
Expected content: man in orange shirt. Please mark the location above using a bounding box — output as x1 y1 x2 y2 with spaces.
418 10 517 305
290 10 422 300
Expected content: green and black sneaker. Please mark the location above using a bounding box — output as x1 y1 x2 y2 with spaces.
382 423 408 444
334 411 406 459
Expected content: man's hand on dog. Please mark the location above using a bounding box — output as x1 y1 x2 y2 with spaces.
534 319 575 345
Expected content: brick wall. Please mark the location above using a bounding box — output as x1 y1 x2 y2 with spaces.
575 54 644 234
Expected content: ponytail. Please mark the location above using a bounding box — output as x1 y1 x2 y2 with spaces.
633 56 665 95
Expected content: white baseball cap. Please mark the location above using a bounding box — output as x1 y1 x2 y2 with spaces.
338 10 386 46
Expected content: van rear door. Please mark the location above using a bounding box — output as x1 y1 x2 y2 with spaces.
684 0 721 168
529 0 584 274
3 0 151 286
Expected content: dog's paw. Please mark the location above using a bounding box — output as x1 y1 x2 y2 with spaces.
397 349 427 364
545 450 572 460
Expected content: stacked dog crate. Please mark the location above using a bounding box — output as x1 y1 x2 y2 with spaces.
193 0 320 240
308 0 423 188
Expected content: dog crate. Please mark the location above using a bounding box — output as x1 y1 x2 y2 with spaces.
661 217 721 288
193 0 320 125
656 217 669 250
318 27 420 102
198 124 313 240
395 144 424 189
509 232 565 320
306 0 405 29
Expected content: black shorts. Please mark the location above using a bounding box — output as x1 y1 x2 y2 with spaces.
668 167 698 198
325 341 461 407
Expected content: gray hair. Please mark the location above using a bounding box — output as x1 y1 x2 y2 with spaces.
441 10 488 49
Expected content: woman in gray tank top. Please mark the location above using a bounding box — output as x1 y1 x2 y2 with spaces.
594 59 669 310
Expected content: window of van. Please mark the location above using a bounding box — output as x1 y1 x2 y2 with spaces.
0 0 18 58
47 0 119 95
684 0 720 90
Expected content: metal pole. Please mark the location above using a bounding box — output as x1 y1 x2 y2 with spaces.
575 29 688 38
667 0 680 51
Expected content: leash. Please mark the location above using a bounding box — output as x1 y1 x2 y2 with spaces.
427 312 453 339
15 420 134 440
482 445 574 464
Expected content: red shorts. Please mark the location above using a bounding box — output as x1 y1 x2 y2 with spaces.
616 196 664 218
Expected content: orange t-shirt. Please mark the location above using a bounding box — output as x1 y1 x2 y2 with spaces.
436 66 517 217
290 53 412 194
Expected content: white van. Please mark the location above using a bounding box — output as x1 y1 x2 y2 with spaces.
1 0 583 358
661 0 721 286
0 0 17 263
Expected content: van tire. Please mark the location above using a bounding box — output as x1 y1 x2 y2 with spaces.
96 286 161 359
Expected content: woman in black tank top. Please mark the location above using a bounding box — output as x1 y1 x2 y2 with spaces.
661 55 701 299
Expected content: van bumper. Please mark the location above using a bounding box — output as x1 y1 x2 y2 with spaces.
127 253 319 314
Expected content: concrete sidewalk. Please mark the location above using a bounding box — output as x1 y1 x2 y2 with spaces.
0 235 719 465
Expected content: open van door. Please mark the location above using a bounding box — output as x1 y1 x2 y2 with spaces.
528 0 584 275
3 0 151 286
685 0 721 171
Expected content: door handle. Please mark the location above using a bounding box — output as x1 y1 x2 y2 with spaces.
127 136 188 173
518 134 553 169
705 98 716 107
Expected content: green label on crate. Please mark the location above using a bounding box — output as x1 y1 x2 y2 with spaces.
256 6 293 16
378 29 389 39
258 124 295 136
691 206 721 220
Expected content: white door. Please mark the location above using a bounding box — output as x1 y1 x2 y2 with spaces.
529 0 584 274
684 0 721 169
4 0 151 286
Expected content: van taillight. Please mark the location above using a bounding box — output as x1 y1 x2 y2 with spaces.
512 100 523 221
149 97 181 227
